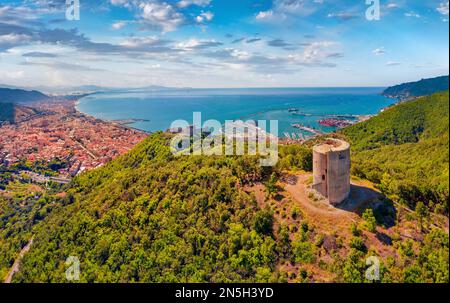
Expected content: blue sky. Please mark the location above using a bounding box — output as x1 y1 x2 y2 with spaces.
0 0 448 89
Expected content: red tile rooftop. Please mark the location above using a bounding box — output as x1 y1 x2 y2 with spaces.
0 100 147 175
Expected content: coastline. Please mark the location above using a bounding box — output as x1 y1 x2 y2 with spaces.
74 97 152 135
75 90 392 139
0 97 148 177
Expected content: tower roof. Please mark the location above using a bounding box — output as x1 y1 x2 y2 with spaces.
313 138 350 154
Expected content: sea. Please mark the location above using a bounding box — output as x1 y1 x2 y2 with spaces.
76 87 395 138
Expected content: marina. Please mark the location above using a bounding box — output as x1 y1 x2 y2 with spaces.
76 88 393 136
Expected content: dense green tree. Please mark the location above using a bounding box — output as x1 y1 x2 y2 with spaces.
362 209 377 233
264 173 278 199
341 91 449 214
253 210 274 236
415 202 429 232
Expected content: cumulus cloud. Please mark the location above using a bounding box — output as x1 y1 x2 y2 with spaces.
256 10 274 20
107 1 190 32
0 18 176 57
256 0 324 21
202 39 341 74
109 1 215 31
295 41 341 66
437 1 449 16
139 1 184 32
196 11 214 23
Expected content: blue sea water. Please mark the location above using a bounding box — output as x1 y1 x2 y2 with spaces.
76 87 394 137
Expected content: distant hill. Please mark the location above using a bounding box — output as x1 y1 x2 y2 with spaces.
382 75 449 100
0 87 50 104
0 103 15 123
0 103 40 123
341 90 449 212
24 84 179 95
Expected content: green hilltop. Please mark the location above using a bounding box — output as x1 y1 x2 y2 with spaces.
12 134 279 282
341 91 449 213
1 90 448 283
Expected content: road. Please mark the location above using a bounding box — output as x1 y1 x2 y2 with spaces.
4 237 34 283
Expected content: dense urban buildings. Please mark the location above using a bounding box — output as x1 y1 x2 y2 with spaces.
0 100 147 178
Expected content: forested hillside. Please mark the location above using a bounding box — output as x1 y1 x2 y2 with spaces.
1 91 448 283
14 134 280 282
341 91 449 213
382 75 449 100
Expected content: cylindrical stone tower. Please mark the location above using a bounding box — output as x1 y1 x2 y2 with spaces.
312 138 351 205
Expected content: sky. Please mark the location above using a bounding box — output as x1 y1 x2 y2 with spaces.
0 0 448 89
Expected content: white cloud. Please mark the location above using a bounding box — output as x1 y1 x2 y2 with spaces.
256 0 323 22
139 1 184 32
177 0 211 8
196 11 214 23
175 38 222 51
386 61 401 66
112 21 127 30
0 34 31 44
386 3 399 9
404 11 421 18
275 0 319 15
286 41 341 67
0 70 25 80
327 12 358 20
0 6 9 16
437 1 449 16
302 41 334 61
372 47 386 56
256 10 274 20
119 36 161 48
110 0 127 4
110 0 132 7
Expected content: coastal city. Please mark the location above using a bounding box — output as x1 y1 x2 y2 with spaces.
0 99 379 179
0 99 147 179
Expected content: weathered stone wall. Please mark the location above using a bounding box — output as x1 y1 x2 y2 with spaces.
312 139 351 205
312 149 328 197
326 147 351 205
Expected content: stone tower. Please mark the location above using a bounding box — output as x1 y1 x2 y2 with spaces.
312 138 350 205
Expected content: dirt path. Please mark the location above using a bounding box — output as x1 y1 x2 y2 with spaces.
4 237 34 283
246 173 386 242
